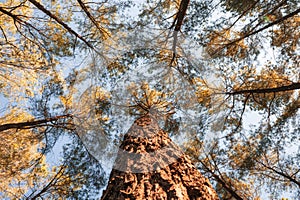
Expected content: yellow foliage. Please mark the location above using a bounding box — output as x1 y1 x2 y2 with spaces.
193 78 214 107
183 137 203 163
60 94 73 109
271 15 299 53
73 86 111 132
0 0 75 108
158 49 174 63
0 1 51 104
128 82 174 116
0 110 50 198
206 29 248 58
216 173 259 199
0 109 80 198
231 67 293 109
228 142 251 168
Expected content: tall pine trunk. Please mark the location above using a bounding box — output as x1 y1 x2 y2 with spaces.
101 113 219 200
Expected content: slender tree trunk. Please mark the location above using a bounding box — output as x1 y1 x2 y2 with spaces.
101 113 219 200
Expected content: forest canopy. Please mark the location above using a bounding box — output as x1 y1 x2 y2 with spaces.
0 0 299 199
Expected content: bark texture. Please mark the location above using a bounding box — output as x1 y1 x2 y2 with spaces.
101 114 219 200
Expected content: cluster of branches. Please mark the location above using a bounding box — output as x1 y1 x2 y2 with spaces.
1 0 299 198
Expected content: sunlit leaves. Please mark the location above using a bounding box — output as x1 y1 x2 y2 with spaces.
193 77 214 107
44 22 73 56
205 0 300 62
231 67 294 111
0 110 47 198
0 0 299 198
228 139 258 169
77 0 118 45
0 0 70 108
183 136 203 163
128 82 174 117
215 173 258 200
222 0 257 13
206 29 248 58
74 86 111 126
137 0 181 27
271 15 300 55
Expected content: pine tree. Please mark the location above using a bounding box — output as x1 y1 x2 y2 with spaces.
101 111 219 200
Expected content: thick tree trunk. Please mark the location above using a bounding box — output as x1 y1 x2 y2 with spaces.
101 114 219 200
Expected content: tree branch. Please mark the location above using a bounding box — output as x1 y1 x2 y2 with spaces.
169 0 190 65
199 159 244 200
226 82 300 95
0 114 72 132
77 0 110 38
256 160 300 187
233 7 299 44
28 0 99 53
26 165 66 200
173 0 190 32
212 7 300 55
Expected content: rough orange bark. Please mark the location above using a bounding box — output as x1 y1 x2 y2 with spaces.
101 114 219 200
